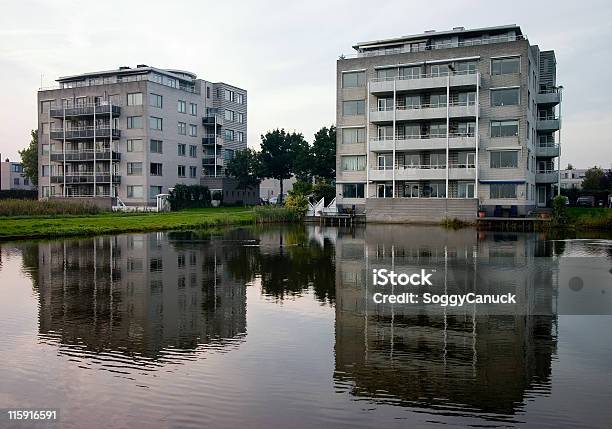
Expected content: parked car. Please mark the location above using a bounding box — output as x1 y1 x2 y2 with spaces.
576 196 596 207
268 194 286 205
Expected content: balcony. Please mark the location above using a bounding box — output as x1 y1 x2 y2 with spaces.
370 71 478 94
202 156 225 167
370 101 477 123
202 115 224 127
535 144 559 158
202 134 224 146
369 164 475 181
50 149 121 162
50 126 121 141
536 170 558 183
50 103 121 119
536 115 560 132
50 173 121 184
370 133 476 152
535 89 561 106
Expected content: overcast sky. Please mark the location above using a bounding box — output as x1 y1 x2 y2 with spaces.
1 0 610 169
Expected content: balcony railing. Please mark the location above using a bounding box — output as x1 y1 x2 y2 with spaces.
50 149 121 162
50 126 121 140
202 115 224 126
202 157 225 166
372 163 475 170
372 100 476 113
341 34 527 59
50 103 121 118
371 69 476 83
202 134 224 146
51 173 121 184
372 132 474 142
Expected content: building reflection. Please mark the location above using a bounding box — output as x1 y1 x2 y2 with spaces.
33 231 247 361
333 225 558 416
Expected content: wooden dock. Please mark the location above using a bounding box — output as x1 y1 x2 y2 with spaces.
477 216 551 231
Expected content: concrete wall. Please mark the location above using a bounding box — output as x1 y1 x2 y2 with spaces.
365 198 478 223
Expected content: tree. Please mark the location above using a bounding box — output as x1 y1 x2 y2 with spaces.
312 180 335 203
19 130 38 187
225 148 262 190
259 129 297 204
311 126 336 181
289 133 312 183
581 167 606 191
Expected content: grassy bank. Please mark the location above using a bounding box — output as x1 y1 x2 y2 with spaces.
0 207 255 240
0 198 103 217
567 207 612 230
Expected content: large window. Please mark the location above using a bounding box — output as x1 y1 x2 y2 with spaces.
150 163 163 176
458 182 475 198
492 57 520 75
341 155 366 171
343 100 365 116
237 131 244 142
150 93 163 108
127 162 142 176
342 71 366 88
177 165 186 177
456 61 477 74
189 124 197 137
127 92 143 106
491 120 519 137
177 143 186 156
127 185 143 198
127 116 143 129
342 183 365 198
149 186 162 199
127 139 143 152
490 150 519 168
149 116 163 130
189 166 197 178
224 129 235 141
342 127 366 144
150 139 163 153
491 88 520 106
490 183 517 199
189 145 197 157
224 109 234 122
178 122 187 135
178 100 186 113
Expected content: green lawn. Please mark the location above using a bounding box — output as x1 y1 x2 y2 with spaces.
0 207 255 240
567 207 612 229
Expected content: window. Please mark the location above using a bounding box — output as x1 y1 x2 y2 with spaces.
492 57 520 75
206 87 210 98
491 88 519 106
178 100 186 113
343 100 365 116
178 165 186 177
189 166 197 178
189 102 197 115
41 165 50 177
177 143 186 156
491 120 519 137
342 71 366 88
342 128 366 144
150 116 163 130
237 131 245 142
377 68 397 80
24 178 29 186
13 178 20 186
456 61 477 74
490 151 519 168
189 145 197 157
490 183 517 199
149 186 162 199
224 89 234 101
127 185 143 198
235 93 245 104
224 149 234 160
42 144 49 155
150 163 163 176
127 92 143 106
150 93 162 108
224 109 234 121
236 112 244 123
189 124 197 137
341 155 366 171
127 139 143 152
458 182 475 198
127 116 143 129
225 129 235 141
342 183 364 198
178 122 186 135
150 139 163 153
127 162 142 176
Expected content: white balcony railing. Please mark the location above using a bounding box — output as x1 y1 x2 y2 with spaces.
371 69 476 83
371 100 476 113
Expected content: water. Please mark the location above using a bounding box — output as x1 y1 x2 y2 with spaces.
1 225 611 428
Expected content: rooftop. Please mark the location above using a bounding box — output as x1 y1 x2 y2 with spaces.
57 65 197 83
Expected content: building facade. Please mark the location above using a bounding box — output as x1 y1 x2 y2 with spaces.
37 65 252 206
336 25 562 220
0 159 36 190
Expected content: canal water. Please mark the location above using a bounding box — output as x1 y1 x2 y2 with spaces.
0 225 611 428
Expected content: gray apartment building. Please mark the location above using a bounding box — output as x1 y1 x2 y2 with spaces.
37 65 254 207
0 158 36 190
336 25 562 220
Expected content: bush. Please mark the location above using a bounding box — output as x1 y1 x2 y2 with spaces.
168 184 211 211
284 193 309 217
0 190 37 200
212 190 223 201
551 195 569 226
312 181 335 203
0 199 102 217
252 206 304 223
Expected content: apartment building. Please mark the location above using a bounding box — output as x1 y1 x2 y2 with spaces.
37 65 253 207
336 25 562 220
0 158 36 190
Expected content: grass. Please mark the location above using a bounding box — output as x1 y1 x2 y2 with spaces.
0 199 103 217
252 206 305 223
566 207 612 230
0 207 255 241
441 218 474 229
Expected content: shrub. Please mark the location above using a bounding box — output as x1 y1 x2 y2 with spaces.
284 193 309 217
252 206 304 223
0 190 37 200
168 184 211 211
551 195 568 226
212 190 223 201
0 199 102 217
312 181 335 203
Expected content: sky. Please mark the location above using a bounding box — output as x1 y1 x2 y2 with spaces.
0 0 611 169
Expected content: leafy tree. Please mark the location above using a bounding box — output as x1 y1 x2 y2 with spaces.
312 180 335 203
581 167 606 191
225 148 262 190
168 184 211 210
19 130 39 187
259 129 297 204
311 126 336 180
290 133 312 183
291 180 313 196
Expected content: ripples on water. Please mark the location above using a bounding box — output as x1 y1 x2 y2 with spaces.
0 226 611 428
